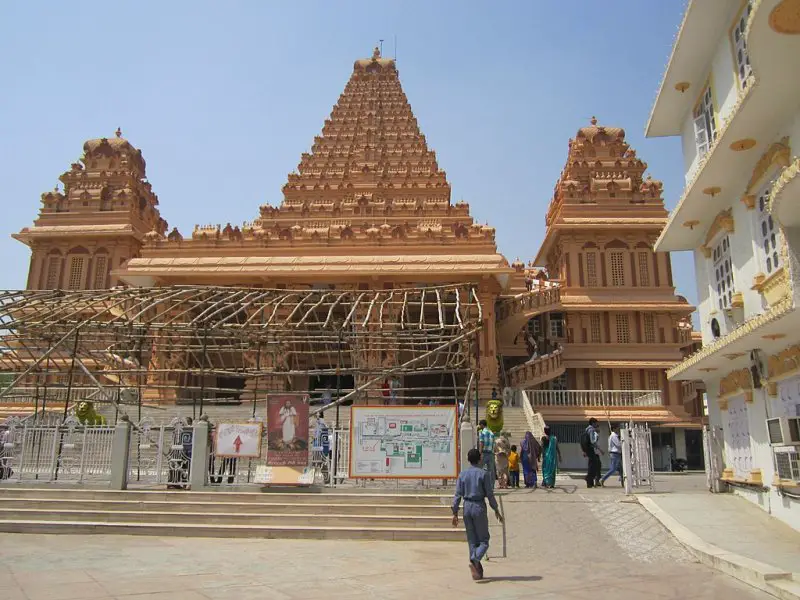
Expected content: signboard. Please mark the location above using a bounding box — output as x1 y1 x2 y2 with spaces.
349 406 458 479
214 422 263 458
267 394 309 466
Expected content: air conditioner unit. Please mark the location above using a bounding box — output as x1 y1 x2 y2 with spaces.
773 446 800 481
766 416 800 445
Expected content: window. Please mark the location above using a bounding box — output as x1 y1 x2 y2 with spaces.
647 371 660 391
619 371 633 391
585 252 598 287
67 256 85 290
643 313 656 344
693 85 717 158
712 236 734 310
756 179 782 276
527 317 541 338
638 251 650 287
93 255 108 289
732 1 753 90
45 256 60 289
610 251 625 286
549 424 583 444
590 314 602 343
615 314 630 343
593 370 604 390
550 313 565 338
552 372 567 391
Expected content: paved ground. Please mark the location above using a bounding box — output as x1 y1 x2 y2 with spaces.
0 474 773 599
642 488 800 575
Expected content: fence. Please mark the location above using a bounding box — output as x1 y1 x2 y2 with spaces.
127 417 193 488
0 415 115 483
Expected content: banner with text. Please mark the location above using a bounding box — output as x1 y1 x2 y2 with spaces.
214 422 263 458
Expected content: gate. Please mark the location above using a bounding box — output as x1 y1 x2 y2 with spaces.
703 424 726 492
127 417 193 488
622 422 654 493
0 415 115 483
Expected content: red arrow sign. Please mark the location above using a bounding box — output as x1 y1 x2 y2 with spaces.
233 435 243 454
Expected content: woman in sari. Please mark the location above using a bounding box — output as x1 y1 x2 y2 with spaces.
520 432 540 488
540 426 561 488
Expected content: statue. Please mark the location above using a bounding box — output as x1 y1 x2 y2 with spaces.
76 401 107 426
485 399 504 435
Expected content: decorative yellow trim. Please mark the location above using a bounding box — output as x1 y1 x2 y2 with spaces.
731 292 744 308
700 246 712 259
749 469 763 485
752 272 766 289
741 194 756 209
769 157 800 219
674 82 691 93
719 398 729 411
746 137 792 195
730 139 757 151
704 208 735 246
760 267 790 306
703 186 722 197
722 467 735 480
668 297 794 379
720 367 754 401
767 343 800 381
767 381 778 396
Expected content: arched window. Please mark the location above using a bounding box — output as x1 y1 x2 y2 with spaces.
66 246 90 290
44 249 63 289
93 249 110 289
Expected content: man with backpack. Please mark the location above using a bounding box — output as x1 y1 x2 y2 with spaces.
580 417 604 488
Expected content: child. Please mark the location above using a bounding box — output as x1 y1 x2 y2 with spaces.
508 445 520 488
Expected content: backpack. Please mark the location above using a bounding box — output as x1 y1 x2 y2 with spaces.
580 429 592 454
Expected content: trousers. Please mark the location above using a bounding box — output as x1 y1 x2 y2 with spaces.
463 501 490 562
601 452 623 484
481 452 496 486
586 452 601 487
510 470 520 488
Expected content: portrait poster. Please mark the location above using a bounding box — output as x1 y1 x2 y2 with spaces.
267 394 309 466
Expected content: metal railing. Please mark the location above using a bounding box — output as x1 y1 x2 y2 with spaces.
528 389 662 408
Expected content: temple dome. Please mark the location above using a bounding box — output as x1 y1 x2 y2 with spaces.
576 117 625 141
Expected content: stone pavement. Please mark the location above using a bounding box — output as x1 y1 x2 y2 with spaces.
0 476 774 599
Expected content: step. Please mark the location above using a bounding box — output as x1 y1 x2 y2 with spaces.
0 487 451 506
0 497 453 516
0 508 454 529
0 519 464 541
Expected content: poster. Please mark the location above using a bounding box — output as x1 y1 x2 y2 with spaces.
267 394 309 466
349 406 458 479
214 422 263 458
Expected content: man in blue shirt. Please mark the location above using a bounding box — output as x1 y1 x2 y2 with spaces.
452 448 504 580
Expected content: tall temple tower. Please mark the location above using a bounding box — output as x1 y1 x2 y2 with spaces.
530 119 703 467
14 130 165 290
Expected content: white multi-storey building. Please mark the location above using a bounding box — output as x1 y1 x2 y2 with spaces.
647 0 800 530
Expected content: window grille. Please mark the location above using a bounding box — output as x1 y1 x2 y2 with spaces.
590 314 602 343
93 255 108 289
593 370 604 390
712 236 734 310
67 256 85 290
615 314 630 343
610 252 625 286
756 179 782 276
647 371 660 390
619 371 633 391
586 252 598 287
549 424 583 444
643 313 656 344
638 251 650 287
45 256 60 289
732 1 753 90
693 85 717 158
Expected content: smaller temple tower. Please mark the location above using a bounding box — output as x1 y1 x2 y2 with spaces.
14 129 165 290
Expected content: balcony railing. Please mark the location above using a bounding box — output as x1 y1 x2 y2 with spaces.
529 389 662 408
507 350 564 388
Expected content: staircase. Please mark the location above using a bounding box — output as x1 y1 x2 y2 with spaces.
0 487 462 541
495 283 562 340
499 406 531 444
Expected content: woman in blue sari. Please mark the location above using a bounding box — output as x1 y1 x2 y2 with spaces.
520 432 540 488
540 426 561 488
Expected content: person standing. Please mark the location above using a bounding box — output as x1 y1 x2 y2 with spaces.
600 424 624 487
478 419 496 485
581 418 604 488
540 426 561 488
520 431 540 488
452 448 504 580
508 444 520 488
494 435 510 489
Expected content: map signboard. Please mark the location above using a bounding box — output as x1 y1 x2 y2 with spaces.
348 406 458 479
214 422 263 458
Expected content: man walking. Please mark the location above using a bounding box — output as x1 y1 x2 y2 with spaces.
478 419 496 485
600 424 623 487
452 448 504 580
581 417 603 488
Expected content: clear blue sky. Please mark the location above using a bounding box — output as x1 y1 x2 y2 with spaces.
0 1 694 306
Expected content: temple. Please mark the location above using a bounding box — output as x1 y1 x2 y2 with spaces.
8 48 705 467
